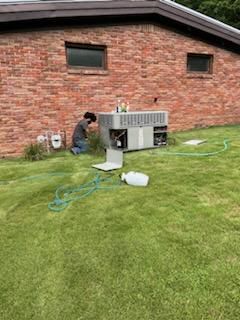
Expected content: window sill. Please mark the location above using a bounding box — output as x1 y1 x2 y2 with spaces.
186 73 213 79
67 68 109 76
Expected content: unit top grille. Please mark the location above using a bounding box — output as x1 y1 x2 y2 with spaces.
98 111 168 129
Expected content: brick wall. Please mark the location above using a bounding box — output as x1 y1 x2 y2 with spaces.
0 24 239 156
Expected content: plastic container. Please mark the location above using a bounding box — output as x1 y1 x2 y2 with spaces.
121 171 149 186
116 99 121 113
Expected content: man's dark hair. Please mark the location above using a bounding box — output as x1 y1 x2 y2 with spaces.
84 112 97 123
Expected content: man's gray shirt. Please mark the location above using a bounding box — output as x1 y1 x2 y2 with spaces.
72 119 88 143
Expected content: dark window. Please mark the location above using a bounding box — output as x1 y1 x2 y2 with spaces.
187 53 213 73
66 43 106 69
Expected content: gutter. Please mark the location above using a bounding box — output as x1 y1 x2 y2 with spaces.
0 0 239 46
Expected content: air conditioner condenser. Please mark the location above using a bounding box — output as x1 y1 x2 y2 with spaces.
98 111 168 151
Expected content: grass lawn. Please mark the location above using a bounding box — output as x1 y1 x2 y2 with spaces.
0 126 240 320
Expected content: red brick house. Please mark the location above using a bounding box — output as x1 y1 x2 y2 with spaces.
0 0 239 157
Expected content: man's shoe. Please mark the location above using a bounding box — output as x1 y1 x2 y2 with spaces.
71 147 77 155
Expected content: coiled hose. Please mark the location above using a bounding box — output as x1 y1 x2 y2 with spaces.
48 172 121 212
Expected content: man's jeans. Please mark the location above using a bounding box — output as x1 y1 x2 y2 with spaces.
72 139 88 155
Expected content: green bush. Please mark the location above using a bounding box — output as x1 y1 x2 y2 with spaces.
24 143 46 161
87 131 105 155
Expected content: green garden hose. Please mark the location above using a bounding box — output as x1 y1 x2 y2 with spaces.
152 139 229 157
0 139 231 213
0 171 121 212
48 172 121 212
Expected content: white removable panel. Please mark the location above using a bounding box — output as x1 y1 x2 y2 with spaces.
92 149 123 171
183 139 207 145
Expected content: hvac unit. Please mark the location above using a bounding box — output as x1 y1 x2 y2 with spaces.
98 111 168 151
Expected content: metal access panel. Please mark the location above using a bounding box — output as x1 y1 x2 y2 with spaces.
128 127 153 150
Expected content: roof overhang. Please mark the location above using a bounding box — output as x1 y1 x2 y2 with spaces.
0 0 239 52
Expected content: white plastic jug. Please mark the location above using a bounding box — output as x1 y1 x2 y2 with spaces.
121 171 149 187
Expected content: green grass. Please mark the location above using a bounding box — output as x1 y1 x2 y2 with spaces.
0 126 240 320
